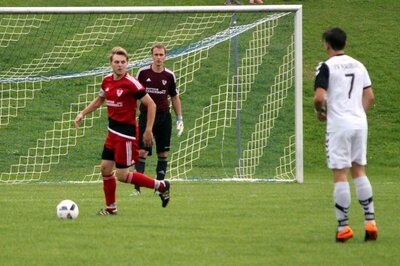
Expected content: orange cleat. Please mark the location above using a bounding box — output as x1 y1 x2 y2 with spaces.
364 221 378 241
336 226 354 242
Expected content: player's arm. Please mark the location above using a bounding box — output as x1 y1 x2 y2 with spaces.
140 93 156 147
171 95 182 117
171 95 184 137
362 87 374 113
74 96 105 128
313 88 327 121
314 88 326 113
313 62 329 121
169 74 184 137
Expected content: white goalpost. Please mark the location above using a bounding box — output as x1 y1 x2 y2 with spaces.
0 5 303 183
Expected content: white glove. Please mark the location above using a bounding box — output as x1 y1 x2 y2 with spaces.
176 117 184 137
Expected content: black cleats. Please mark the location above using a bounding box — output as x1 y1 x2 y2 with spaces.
159 180 170 208
97 208 118 215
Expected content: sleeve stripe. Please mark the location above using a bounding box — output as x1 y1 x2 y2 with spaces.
164 67 177 83
136 65 151 78
126 74 144 90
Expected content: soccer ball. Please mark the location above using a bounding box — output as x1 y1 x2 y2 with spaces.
56 199 79 219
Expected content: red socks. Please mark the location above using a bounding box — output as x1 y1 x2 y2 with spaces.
126 172 165 191
103 174 116 207
103 172 165 206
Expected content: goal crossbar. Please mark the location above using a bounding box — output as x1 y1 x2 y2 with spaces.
0 6 302 14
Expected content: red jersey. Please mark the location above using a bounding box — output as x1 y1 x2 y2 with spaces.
100 72 146 138
136 65 178 113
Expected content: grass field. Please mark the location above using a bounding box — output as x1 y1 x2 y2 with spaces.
1 180 399 265
1 180 400 265
1 0 399 265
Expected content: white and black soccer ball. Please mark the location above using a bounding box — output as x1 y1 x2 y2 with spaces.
56 199 79 219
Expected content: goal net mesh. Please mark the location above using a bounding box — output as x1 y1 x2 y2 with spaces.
0 7 300 183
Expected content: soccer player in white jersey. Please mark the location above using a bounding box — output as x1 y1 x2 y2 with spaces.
313 28 377 242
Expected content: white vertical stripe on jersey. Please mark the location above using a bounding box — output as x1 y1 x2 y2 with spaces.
126 141 132 166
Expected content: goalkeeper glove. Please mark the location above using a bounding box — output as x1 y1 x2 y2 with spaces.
176 115 184 137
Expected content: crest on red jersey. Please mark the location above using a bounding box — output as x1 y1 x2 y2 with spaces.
117 89 123 97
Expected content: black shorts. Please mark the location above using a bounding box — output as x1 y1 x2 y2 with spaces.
138 112 172 156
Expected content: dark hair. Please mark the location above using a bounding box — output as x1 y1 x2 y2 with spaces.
322 27 347 50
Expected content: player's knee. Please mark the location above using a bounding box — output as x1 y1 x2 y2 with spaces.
115 169 129 182
100 165 113 177
351 163 366 178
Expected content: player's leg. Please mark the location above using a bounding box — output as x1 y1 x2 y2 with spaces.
352 165 378 241
333 168 353 242
327 131 353 242
351 129 377 240
133 112 150 194
132 149 148 196
135 150 148 174
155 112 172 181
115 138 171 208
98 141 118 215
156 152 168 180
118 168 171 208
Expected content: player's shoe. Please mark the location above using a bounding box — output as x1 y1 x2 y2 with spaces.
364 221 378 241
335 226 353 242
159 180 170 208
97 208 118 215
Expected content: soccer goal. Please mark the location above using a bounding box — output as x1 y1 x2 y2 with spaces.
0 5 303 183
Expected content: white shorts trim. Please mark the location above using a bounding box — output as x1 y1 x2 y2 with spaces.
107 127 136 140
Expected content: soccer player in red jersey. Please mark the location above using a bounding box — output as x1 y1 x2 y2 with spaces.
131 43 183 195
74 46 171 214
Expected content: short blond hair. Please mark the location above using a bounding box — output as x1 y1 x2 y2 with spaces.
109 46 129 62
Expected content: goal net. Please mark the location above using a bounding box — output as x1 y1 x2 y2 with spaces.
0 6 303 183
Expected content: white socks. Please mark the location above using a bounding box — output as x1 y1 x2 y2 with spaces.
334 181 351 231
334 176 375 230
354 176 375 223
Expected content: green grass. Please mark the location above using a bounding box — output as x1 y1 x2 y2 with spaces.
1 0 399 265
1 180 399 265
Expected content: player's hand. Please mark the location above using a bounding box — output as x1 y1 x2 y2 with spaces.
74 112 84 128
315 109 326 122
315 102 327 122
143 130 154 147
176 119 184 137
317 111 327 121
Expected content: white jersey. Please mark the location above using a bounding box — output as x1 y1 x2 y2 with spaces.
314 54 372 132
